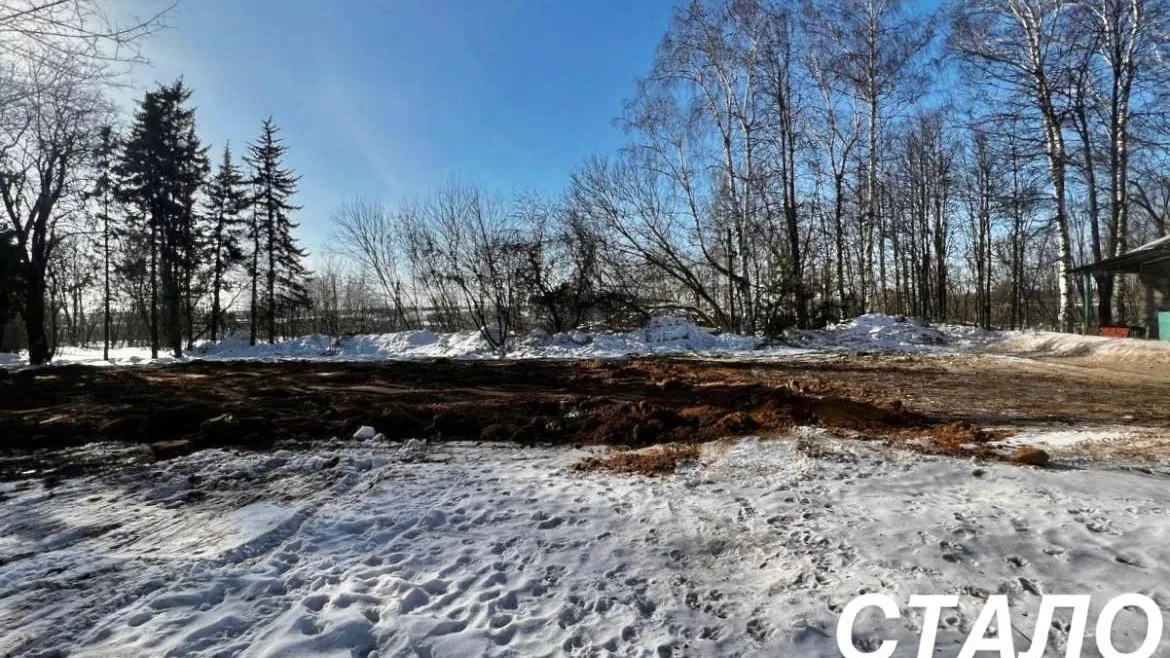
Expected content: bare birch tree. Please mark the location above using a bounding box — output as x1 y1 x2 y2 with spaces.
951 0 1079 330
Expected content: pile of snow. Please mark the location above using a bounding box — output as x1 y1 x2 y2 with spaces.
342 329 440 357
638 315 730 349
340 329 494 359
995 426 1170 465
3 436 1169 657
987 330 1170 363
500 315 764 358
189 316 771 362
35 314 1170 368
0 352 20 367
193 332 336 359
791 313 953 351
0 314 958 368
935 322 1013 347
1002 427 1136 449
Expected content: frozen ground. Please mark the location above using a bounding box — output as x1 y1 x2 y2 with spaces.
0 433 1167 658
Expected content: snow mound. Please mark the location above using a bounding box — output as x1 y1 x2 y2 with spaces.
396 438 428 461
0 314 1030 368
326 316 764 360
339 330 440 358
792 313 952 350
640 315 719 348
1003 427 1134 449
194 332 336 359
934 323 1011 347
988 330 1170 363
337 329 492 359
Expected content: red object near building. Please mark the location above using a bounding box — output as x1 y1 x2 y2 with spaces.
1099 326 1132 338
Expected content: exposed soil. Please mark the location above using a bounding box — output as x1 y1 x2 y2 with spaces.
2 353 1168 479
574 443 702 476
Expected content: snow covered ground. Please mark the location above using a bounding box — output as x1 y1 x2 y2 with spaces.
0 314 1017 367
1 433 1167 657
9 313 1170 369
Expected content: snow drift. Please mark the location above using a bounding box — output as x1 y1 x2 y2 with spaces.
985 329 1170 364
788 313 952 350
18 313 1170 368
3 314 964 367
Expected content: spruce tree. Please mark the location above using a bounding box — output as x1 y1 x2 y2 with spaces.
203 143 250 342
246 118 310 344
117 80 209 358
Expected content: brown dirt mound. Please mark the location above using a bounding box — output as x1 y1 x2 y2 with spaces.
574 443 701 476
1011 446 1051 466
0 357 1047 479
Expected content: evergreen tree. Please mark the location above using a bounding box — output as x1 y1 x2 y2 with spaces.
246 118 310 344
89 125 118 361
203 143 250 341
117 80 209 358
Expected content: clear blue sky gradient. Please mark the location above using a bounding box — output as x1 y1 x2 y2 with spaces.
127 0 679 255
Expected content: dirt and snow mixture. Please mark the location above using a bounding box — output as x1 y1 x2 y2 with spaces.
0 434 1166 658
2 315 1169 657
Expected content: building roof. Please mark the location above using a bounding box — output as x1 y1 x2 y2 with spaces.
1071 235 1170 274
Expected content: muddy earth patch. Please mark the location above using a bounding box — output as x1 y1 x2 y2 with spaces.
2 354 1168 479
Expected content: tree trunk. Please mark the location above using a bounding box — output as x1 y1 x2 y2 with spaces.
162 262 182 358
1039 78 1074 330
866 97 878 312
250 212 260 346
103 215 110 361
149 221 159 360
24 264 49 365
1073 93 1108 326
211 246 222 342
833 174 847 320
267 203 276 344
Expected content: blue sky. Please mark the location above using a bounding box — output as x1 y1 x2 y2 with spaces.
125 0 678 256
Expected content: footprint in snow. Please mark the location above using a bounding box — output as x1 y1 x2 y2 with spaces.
490 623 517 646
495 591 519 611
398 586 430 614
562 634 586 652
427 618 468 637
292 614 320 636
537 516 564 530
557 603 585 628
